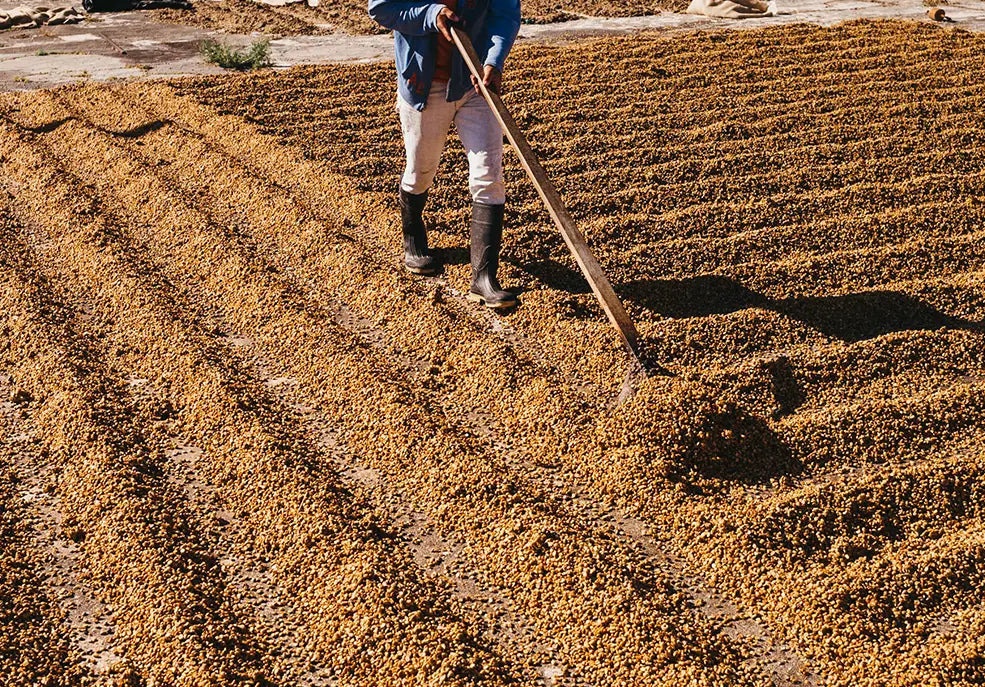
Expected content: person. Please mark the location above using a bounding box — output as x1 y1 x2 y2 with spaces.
367 0 522 309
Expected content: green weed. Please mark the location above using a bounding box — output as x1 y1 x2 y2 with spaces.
200 38 272 71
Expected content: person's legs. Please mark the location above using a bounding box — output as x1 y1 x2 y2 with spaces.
398 83 457 195
454 92 505 205
455 93 515 308
396 83 456 274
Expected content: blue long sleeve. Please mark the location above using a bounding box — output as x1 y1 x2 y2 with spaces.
367 0 445 36
482 0 520 71
368 0 520 109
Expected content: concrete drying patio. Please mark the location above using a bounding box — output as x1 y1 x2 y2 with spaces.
2 0 985 90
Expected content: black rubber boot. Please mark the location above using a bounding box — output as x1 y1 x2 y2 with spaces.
399 187 441 275
467 202 517 309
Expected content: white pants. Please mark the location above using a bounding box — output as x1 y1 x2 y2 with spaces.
397 81 505 205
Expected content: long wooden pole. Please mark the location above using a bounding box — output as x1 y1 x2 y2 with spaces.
451 27 643 362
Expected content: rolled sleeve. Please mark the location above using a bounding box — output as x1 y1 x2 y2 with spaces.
482 0 520 71
422 2 445 32
483 35 511 72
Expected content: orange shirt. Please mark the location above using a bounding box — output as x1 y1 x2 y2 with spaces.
433 0 456 82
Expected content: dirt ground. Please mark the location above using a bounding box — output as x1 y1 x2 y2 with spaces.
1 17 984 687
154 0 677 37
155 0 383 36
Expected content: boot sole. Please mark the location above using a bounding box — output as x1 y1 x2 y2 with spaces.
467 292 517 309
406 264 441 276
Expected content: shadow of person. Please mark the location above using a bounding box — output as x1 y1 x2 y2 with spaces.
617 275 982 342
619 275 766 318
775 291 982 342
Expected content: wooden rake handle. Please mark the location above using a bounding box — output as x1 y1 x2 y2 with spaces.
450 27 643 362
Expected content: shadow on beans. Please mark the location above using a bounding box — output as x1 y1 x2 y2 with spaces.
617 275 982 342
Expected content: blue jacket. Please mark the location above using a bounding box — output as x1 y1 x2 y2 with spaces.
368 0 521 111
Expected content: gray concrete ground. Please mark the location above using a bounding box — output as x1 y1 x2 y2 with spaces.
1 0 984 90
